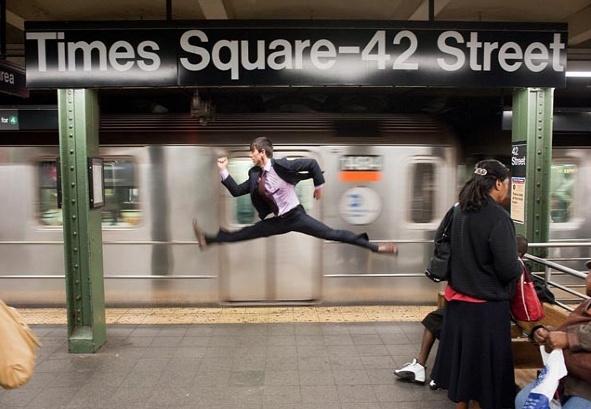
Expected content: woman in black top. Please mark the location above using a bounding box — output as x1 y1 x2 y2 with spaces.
431 159 522 409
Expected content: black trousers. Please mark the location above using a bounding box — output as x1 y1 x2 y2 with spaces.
205 205 379 252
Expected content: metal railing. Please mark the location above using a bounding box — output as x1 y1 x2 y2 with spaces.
0 239 211 280
0 238 431 280
0 275 217 279
0 240 197 245
524 242 590 312
0 239 434 245
1 240 588 285
528 242 591 248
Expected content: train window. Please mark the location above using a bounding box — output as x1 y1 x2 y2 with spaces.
38 160 62 226
410 162 436 223
228 158 257 224
102 159 141 227
550 163 577 223
37 158 141 227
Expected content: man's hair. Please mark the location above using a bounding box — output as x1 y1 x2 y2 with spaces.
516 234 528 257
250 137 273 158
458 159 510 211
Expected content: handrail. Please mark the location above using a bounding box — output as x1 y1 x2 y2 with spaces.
0 275 216 279
0 273 425 279
0 241 64 245
0 240 197 245
0 239 433 245
524 254 587 279
531 274 590 301
2 240 588 246
552 300 576 312
528 242 591 248
324 273 425 278
545 257 591 262
524 250 589 309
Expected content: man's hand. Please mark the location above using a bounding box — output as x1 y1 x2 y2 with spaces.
533 327 549 345
544 331 569 352
217 156 228 171
313 188 322 200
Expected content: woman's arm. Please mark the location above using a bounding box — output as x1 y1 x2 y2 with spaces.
489 217 522 283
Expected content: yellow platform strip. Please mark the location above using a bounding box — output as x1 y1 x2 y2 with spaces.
19 306 435 325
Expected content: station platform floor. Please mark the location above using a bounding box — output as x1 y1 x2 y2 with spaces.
1 306 455 409
17 305 436 325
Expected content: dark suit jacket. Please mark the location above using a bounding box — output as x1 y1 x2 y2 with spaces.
221 157 325 220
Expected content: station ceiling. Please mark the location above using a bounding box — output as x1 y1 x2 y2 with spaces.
5 0 591 49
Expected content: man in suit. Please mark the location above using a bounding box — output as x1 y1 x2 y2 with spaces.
192 136 398 254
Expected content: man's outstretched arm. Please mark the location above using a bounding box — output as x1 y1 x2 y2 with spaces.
217 156 250 197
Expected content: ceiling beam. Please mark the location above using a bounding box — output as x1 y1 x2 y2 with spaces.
568 5 591 46
198 0 228 19
6 10 24 31
408 0 451 21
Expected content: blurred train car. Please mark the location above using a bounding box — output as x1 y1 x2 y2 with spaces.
0 113 589 306
543 146 591 301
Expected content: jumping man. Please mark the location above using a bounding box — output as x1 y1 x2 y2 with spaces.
192 137 398 255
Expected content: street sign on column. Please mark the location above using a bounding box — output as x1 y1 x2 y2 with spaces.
511 143 527 224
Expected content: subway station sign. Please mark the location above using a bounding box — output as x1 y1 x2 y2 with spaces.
0 60 28 98
25 21 568 89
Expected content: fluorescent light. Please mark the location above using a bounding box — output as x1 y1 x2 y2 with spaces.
566 71 591 78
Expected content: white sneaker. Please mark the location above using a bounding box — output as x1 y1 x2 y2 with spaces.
393 358 426 384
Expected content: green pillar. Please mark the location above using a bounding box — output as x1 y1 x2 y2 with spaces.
511 88 554 250
58 89 106 353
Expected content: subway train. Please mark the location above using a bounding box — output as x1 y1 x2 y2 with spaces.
0 113 589 306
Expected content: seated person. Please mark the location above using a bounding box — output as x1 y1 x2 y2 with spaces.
393 308 444 388
515 259 591 409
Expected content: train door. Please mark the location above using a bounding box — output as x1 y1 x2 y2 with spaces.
220 150 321 302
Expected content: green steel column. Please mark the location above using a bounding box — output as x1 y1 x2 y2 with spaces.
511 88 554 250
58 89 106 353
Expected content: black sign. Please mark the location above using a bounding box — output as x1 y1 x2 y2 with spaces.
0 60 29 98
511 143 527 178
25 21 568 89
0 109 19 130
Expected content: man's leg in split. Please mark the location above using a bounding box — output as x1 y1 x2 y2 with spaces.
203 217 291 245
293 212 397 254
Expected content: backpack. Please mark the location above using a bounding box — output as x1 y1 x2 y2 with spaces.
425 204 458 283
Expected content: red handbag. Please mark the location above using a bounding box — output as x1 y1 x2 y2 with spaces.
511 260 545 322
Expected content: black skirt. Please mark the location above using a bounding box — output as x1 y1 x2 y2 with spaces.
431 300 515 409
